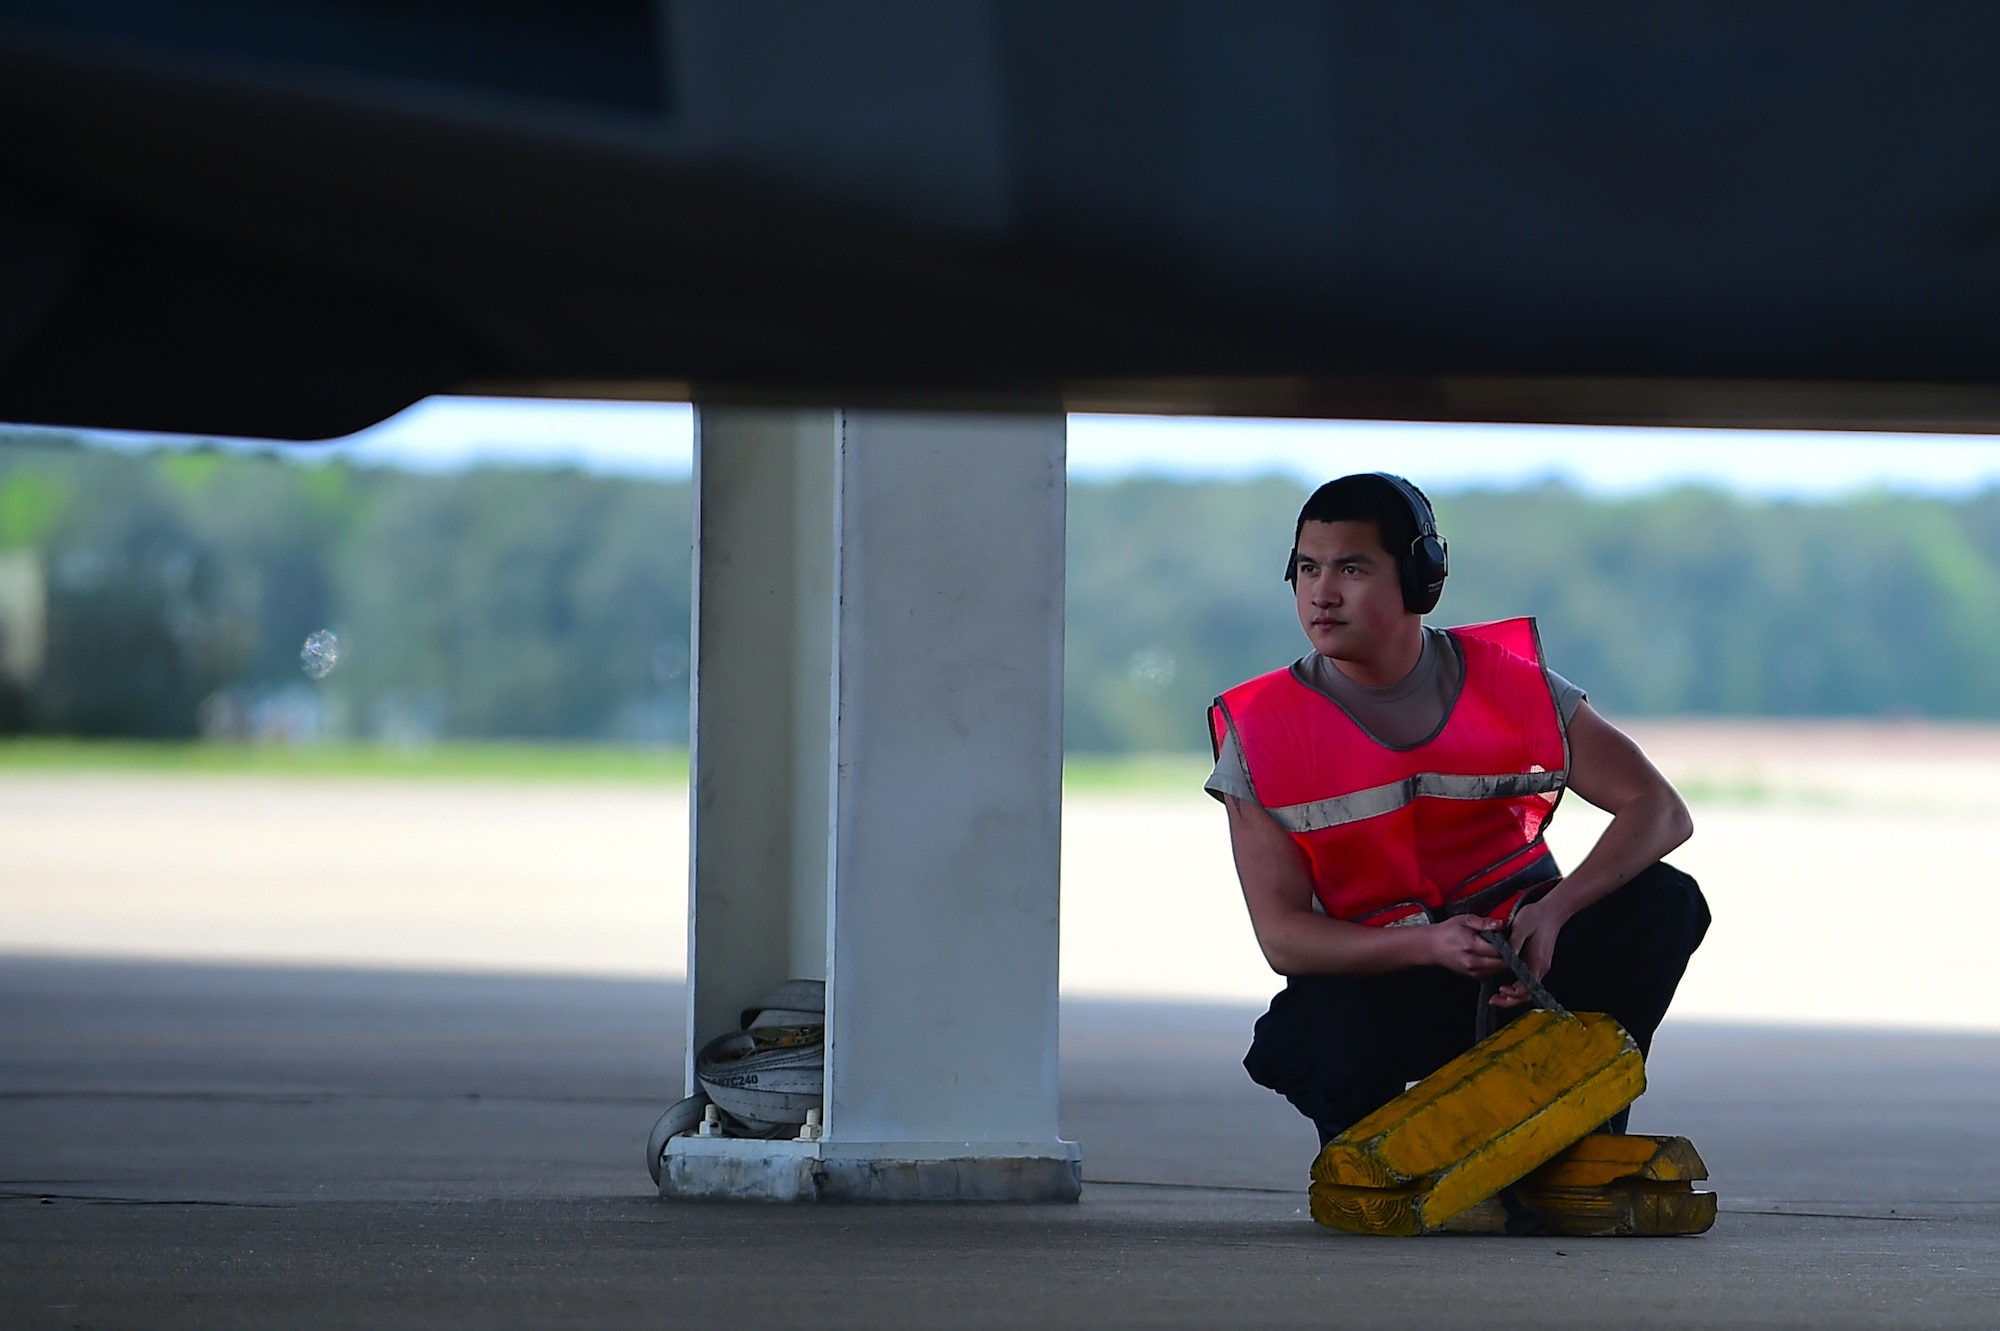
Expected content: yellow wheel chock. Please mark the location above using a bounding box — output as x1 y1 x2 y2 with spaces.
1306 1008 1715 1236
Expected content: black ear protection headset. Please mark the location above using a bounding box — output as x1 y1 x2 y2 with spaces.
1283 472 1449 615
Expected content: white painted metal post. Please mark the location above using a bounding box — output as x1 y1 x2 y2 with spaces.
678 409 838 1075
662 407 1078 1201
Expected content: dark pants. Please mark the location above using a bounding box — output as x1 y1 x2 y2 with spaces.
1243 861 1711 1145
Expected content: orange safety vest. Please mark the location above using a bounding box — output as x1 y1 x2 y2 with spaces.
1209 617 1569 926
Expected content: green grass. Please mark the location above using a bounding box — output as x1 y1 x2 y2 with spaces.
0 738 690 783
1061 752 1213 794
1674 775 1844 807
0 739 1218 792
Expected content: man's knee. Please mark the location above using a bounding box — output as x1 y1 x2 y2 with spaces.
1243 969 1478 1139
1564 860 1710 963
1630 860 1711 963
1546 860 1710 1053
1242 975 1365 1093
1242 977 1385 1138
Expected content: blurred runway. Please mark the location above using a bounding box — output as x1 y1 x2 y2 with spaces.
4 720 1999 1030
2 956 1996 1329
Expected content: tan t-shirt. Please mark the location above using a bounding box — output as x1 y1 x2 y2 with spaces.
1205 626 1584 806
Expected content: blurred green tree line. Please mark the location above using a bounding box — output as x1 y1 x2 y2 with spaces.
6 434 2000 750
0 439 691 742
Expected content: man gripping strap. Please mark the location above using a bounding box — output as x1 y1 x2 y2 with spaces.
1209 473 1710 1144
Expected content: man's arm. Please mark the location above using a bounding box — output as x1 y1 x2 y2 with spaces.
1225 793 1513 982
1495 700 1694 1003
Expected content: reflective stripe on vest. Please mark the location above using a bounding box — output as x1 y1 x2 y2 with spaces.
1211 617 1569 925
1265 768 1568 835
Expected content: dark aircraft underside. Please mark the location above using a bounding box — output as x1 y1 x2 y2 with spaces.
5 3 2000 439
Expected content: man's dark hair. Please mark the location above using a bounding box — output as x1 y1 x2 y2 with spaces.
1285 473 1424 585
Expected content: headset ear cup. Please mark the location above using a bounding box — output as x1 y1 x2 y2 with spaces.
1416 534 1448 584
1369 471 1447 614
1404 535 1448 614
1398 555 1427 614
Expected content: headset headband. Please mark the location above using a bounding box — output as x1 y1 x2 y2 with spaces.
1372 472 1449 613
1369 471 1439 545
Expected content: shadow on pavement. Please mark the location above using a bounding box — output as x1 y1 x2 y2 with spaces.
3 956 1996 1328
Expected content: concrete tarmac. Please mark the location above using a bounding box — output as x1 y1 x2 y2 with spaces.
3 956 1996 1329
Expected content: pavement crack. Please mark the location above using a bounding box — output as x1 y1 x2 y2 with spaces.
0 1089 660 1107
1083 1178 1297 1196
0 1190 280 1209
1726 1207 1927 1223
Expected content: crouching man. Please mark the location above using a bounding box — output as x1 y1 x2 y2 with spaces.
1208 473 1710 1145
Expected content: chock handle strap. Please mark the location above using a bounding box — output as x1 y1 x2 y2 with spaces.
1477 928 1571 1019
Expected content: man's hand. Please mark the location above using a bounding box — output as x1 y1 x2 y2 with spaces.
1422 915 1511 980
1487 895 1572 1007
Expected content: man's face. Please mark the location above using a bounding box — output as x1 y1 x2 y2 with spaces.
1292 519 1411 660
